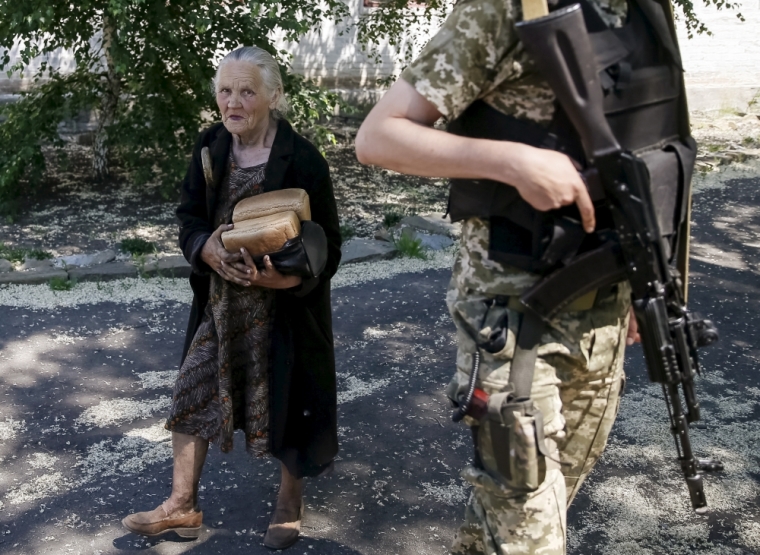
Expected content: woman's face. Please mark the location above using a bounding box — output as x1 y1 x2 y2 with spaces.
215 60 276 140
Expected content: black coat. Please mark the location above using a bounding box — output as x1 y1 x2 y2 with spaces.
176 119 342 478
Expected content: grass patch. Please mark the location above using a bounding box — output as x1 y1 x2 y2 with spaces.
120 238 156 256
0 244 27 263
340 223 356 242
25 249 53 260
0 244 53 263
49 276 75 291
382 208 406 229
382 205 418 229
394 231 427 260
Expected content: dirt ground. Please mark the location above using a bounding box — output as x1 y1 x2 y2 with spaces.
0 111 758 259
0 116 447 259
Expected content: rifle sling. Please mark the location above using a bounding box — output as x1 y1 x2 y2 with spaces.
509 309 545 400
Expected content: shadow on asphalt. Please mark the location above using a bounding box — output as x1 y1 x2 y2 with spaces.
1 177 759 554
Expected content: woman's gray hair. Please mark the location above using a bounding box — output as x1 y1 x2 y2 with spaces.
213 46 289 117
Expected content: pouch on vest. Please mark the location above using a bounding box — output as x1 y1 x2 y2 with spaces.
480 392 549 492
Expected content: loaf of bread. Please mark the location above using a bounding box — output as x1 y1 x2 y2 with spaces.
232 189 311 223
221 211 301 256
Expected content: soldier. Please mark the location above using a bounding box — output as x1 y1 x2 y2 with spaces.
354 0 697 550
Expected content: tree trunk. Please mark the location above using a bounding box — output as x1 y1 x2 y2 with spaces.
93 15 120 181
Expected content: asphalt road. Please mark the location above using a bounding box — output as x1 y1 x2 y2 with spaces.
1 175 759 555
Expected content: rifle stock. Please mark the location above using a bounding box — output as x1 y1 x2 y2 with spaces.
515 5 620 160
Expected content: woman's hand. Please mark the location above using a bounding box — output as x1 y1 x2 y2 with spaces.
626 306 641 346
236 248 303 290
200 224 251 286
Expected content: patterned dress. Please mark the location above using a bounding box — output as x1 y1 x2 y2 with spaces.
166 152 274 456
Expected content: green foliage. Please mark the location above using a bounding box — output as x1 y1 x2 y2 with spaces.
381 203 416 229
48 276 75 291
0 244 25 263
120 238 156 256
340 223 356 242
383 208 406 229
25 249 53 260
0 243 52 263
0 0 349 204
355 0 453 73
393 231 427 260
671 0 744 37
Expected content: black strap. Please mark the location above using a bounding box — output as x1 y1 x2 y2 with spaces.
634 0 684 70
509 310 545 399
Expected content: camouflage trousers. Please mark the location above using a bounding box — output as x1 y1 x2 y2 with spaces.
446 218 631 555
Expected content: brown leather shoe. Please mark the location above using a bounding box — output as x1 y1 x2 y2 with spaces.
121 503 203 539
263 502 303 550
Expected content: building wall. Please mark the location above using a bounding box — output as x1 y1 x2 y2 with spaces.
675 0 760 111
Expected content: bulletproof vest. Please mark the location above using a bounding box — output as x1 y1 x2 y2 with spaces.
447 0 696 274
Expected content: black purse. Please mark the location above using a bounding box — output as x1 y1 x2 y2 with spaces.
252 220 328 279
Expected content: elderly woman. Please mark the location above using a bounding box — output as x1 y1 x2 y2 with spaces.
122 46 341 550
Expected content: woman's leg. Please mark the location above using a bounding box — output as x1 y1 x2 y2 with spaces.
273 461 303 521
121 432 208 537
263 462 304 548
164 432 209 512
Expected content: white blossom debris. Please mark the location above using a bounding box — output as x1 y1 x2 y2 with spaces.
74 397 171 429
76 422 172 485
421 480 468 506
136 370 177 390
6 473 71 506
337 376 391 405
27 452 59 470
0 419 26 442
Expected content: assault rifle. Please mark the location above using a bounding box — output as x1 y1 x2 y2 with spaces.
510 4 722 512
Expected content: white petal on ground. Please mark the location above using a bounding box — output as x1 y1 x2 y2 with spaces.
331 248 455 290
137 370 177 390
337 376 391 404
124 421 172 442
74 397 171 429
421 480 468 506
0 277 192 309
27 452 59 470
76 422 172 485
0 418 26 442
738 521 760 552
5 473 71 506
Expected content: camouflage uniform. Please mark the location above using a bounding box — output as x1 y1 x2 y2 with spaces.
400 0 631 552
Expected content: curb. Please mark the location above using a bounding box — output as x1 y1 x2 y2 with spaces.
0 257 192 286
0 214 462 286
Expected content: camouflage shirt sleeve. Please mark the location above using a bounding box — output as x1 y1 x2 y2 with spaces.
400 0 519 120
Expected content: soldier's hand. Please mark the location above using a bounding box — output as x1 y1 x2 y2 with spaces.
510 146 596 233
627 307 641 346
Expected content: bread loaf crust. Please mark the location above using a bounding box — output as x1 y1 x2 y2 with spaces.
232 189 311 223
222 211 301 256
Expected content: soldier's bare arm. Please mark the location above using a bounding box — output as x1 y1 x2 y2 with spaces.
356 79 596 233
